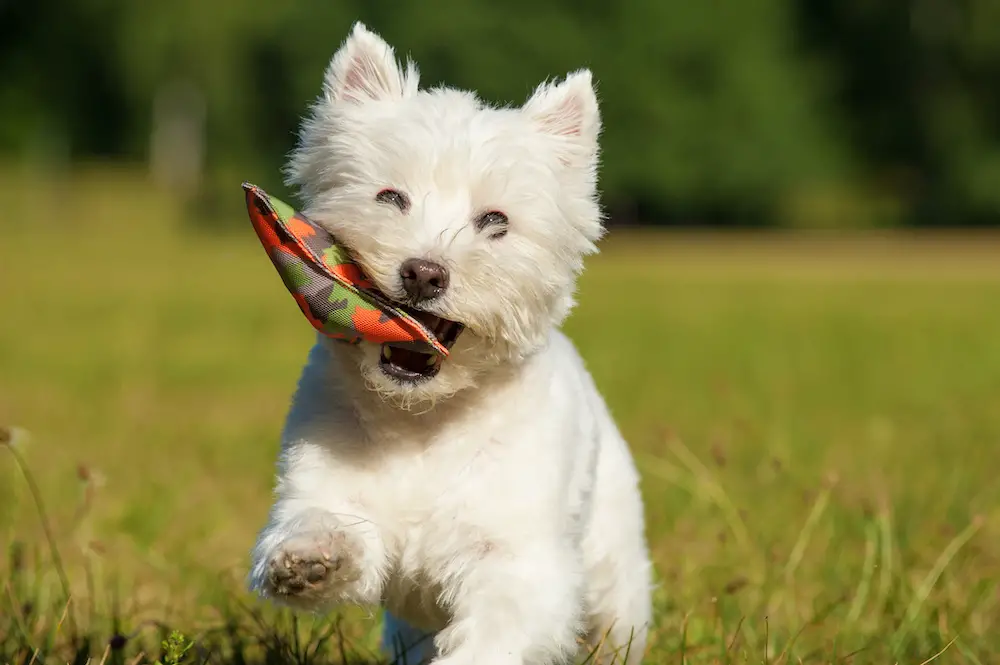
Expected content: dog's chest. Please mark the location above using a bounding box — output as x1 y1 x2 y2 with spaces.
355 400 516 522
367 427 500 533
364 433 503 628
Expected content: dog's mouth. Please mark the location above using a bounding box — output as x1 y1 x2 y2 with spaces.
378 309 464 383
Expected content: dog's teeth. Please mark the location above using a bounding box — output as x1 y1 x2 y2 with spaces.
426 355 437 367
382 346 392 360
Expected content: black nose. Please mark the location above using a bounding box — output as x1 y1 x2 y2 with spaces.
399 258 449 303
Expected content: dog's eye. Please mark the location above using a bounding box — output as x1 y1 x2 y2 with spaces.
475 211 508 238
375 189 409 212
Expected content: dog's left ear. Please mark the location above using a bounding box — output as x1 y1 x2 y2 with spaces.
523 69 601 164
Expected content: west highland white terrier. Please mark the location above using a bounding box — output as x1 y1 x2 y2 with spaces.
247 22 654 665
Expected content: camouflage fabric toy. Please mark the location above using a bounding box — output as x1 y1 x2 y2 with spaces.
242 182 448 356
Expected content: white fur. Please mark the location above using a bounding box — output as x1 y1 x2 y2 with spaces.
248 22 653 665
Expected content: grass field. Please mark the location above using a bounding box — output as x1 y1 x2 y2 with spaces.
2 169 1000 664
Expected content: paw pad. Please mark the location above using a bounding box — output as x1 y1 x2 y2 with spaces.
265 531 360 601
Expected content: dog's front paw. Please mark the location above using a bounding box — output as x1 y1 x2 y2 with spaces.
264 530 362 607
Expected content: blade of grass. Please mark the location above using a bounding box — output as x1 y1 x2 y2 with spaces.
2 434 76 635
916 636 957 665
891 516 983 653
845 520 878 624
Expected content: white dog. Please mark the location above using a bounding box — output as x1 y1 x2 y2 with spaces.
247 22 653 665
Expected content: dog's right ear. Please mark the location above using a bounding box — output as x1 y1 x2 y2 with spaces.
523 69 601 168
322 22 419 104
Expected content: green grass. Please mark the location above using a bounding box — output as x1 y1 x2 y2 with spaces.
2 168 1000 664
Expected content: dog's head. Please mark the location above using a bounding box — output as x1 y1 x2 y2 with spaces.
285 23 604 405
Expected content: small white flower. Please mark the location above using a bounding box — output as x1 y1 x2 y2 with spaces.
0 425 30 451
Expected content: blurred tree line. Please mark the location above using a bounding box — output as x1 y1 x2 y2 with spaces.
1 0 997 227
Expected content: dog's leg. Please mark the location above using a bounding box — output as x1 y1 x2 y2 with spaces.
248 503 386 611
430 540 583 665
580 431 654 665
579 531 652 665
581 563 652 665
247 343 389 610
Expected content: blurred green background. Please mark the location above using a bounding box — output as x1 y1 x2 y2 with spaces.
3 0 1000 228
